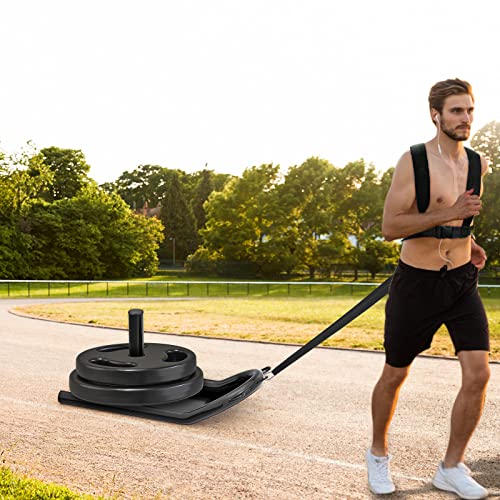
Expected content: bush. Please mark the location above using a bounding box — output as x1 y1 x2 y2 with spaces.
185 247 219 275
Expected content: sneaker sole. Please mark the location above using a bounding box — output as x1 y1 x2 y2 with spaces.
368 481 395 495
432 477 488 500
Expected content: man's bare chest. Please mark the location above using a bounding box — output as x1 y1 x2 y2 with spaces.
426 161 469 211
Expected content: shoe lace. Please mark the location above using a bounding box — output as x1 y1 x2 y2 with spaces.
372 457 391 483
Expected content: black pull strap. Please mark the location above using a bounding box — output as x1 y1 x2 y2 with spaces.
267 277 392 379
410 144 430 213
463 147 482 227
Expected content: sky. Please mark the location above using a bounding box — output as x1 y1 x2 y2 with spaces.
1 0 499 184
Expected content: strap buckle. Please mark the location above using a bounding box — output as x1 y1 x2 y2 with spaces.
262 366 275 381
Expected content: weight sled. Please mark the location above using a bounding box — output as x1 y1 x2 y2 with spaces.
58 367 264 424
58 278 391 424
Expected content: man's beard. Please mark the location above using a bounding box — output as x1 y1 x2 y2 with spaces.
441 122 470 142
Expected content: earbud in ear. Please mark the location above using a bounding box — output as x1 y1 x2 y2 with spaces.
436 115 440 124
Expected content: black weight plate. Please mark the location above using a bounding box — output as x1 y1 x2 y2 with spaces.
59 368 265 424
76 343 197 386
69 367 204 406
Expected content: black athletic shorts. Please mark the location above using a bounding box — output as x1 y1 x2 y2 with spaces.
384 260 489 367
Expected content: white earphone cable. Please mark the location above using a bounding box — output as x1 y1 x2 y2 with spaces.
438 239 453 267
437 116 443 155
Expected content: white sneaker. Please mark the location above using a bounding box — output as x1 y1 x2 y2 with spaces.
432 462 488 499
366 448 396 495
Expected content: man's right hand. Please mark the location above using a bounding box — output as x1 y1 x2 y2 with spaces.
450 188 482 219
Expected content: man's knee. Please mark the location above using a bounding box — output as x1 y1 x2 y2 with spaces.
378 363 410 390
459 350 491 392
463 365 490 392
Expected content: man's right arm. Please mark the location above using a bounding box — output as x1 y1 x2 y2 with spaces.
382 151 481 241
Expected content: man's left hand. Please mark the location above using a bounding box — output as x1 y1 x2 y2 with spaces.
471 240 487 270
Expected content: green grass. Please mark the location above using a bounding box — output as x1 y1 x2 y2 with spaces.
137 267 390 282
16 296 500 359
0 465 108 500
3 271 500 301
0 280 387 299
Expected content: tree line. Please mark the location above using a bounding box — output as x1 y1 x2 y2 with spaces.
105 156 399 279
1 121 499 280
0 144 163 279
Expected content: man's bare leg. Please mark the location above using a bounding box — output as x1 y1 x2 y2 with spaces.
371 363 411 456
443 350 490 467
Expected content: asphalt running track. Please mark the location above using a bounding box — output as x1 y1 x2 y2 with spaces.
0 298 499 499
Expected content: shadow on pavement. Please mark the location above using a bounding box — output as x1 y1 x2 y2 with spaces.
468 456 500 495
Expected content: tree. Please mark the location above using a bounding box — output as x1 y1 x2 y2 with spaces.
200 164 283 276
160 172 197 263
198 158 390 278
339 160 386 279
0 143 54 215
316 234 352 278
279 157 346 278
109 165 175 209
0 225 32 278
191 169 214 232
0 143 53 278
68 186 164 278
470 121 500 267
0 143 164 279
40 147 92 200
1 184 164 279
26 199 104 279
471 121 500 171
356 239 399 279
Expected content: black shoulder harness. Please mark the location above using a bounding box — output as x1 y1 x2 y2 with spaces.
404 143 481 240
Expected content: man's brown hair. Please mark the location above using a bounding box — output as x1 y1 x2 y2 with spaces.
428 78 474 114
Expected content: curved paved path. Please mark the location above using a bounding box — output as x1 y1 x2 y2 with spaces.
0 298 498 499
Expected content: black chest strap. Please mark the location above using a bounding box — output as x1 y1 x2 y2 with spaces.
405 143 481 240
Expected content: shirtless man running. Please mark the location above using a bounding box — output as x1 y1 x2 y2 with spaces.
366 79 490 499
